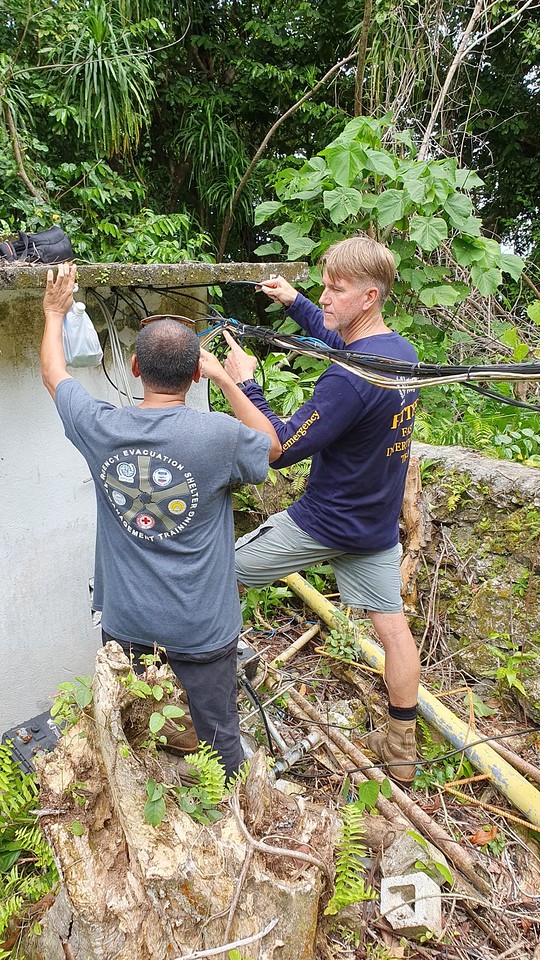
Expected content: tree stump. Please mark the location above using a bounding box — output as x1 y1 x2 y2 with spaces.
23 643 338 960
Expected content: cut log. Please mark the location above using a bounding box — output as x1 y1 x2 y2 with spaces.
22 642 337 960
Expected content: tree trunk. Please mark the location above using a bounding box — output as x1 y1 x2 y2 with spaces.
24 643 337 960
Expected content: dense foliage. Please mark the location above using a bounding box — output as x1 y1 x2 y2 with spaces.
1 0 539 459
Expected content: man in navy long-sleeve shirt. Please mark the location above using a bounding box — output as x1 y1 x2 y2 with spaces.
201 236 421 783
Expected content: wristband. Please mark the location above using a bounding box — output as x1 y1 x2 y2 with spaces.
237 378 258 390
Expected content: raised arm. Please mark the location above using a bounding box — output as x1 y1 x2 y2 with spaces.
199 340 282 463
41 263 77 398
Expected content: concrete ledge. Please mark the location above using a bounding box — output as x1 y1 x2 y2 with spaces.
0 261 308 291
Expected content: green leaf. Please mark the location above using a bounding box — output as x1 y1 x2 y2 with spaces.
443 192 474 229
254 201 282 225
322 141 367 187
418 284 467 307
149 712 165 734
144 796 166 827
455 168 485 190
162 705 185 719
451 236 487 266
69 820 85 836
470 265 503 296
375 189 406 228
432 859 454 886
286 237 318 260
270 221 313 243
253 241 282 256
466 693 496 718
364 148 397 180
500 253 525 281
410 216 448 252
401 176 428 204
152 685 164 701
356 779 380 809
527 302 540 325
322 187 362 224
380 778 393 799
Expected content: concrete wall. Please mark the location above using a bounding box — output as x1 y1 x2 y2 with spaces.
0 262 307 733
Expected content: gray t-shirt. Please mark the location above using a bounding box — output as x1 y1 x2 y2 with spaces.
55 378 270 653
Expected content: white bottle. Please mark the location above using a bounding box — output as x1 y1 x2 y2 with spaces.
62 301 103 368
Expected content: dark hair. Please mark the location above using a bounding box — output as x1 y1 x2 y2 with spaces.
135 319 200 392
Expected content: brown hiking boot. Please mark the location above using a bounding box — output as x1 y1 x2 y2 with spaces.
160 715 199 754
365 716 417 785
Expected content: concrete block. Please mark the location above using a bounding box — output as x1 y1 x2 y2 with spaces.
380 872 442 939
382 831 450 886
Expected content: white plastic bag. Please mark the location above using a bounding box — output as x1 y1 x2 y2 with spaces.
62 301 103 368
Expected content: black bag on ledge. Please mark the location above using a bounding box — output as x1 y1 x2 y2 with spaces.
0 226 74 264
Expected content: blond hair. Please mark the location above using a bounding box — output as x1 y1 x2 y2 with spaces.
320 236 396 305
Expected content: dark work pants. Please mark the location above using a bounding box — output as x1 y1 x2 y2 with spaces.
101 630 243 779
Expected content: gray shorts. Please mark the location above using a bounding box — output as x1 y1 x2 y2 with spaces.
235 511 403 614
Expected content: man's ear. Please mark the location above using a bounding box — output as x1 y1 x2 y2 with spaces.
131 355 140 379
363 285 379 308
192 360 202 384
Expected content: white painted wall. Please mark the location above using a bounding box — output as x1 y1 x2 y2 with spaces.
0 287 209 733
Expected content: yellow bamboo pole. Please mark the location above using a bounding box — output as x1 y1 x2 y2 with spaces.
284 572 540 829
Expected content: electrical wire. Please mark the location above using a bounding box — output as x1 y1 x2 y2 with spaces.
90 281 540 412
277 724 540 779
238 674 277 756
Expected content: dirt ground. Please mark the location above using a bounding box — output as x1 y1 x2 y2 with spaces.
236 596 540 960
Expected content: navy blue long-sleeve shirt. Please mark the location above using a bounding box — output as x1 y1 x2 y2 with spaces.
241 294 419 553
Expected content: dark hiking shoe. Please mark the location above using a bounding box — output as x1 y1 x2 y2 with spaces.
160 716 199 753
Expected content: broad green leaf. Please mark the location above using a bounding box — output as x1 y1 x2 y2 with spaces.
470 265 503 296
356 779 380 809
152 685 164 701
286 237 318 259
418 284 467 307
69 821 85 836
253 241 282 256
444 193 474 229
400 176 428 204
359 193 378 211
410 215 448 252
527 302 540 325
451 236 486 266
149 712 165 734
144 796 166 827
254 201 282 225
364 148 397 180
455 168 485 190
305 156 327 171
270 221 313 243
500 253 525 281
162 704 185 719
380 777 393 799
457 216 482 237
478 238 503 267
375 189 406 228
322 187 362 224
322 141 367 187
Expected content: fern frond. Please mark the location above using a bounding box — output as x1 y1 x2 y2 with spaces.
183 743 226 804
324 802 377 916
0 743 58 942
0 743 38 823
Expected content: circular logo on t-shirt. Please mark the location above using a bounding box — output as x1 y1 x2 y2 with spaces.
168 499 187 515
153 467 172 487
99 449 199 542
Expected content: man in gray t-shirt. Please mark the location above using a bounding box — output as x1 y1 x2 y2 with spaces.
41 264 281 777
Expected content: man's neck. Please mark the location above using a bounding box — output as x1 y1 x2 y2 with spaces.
343 308 390 345
139 390 187 408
